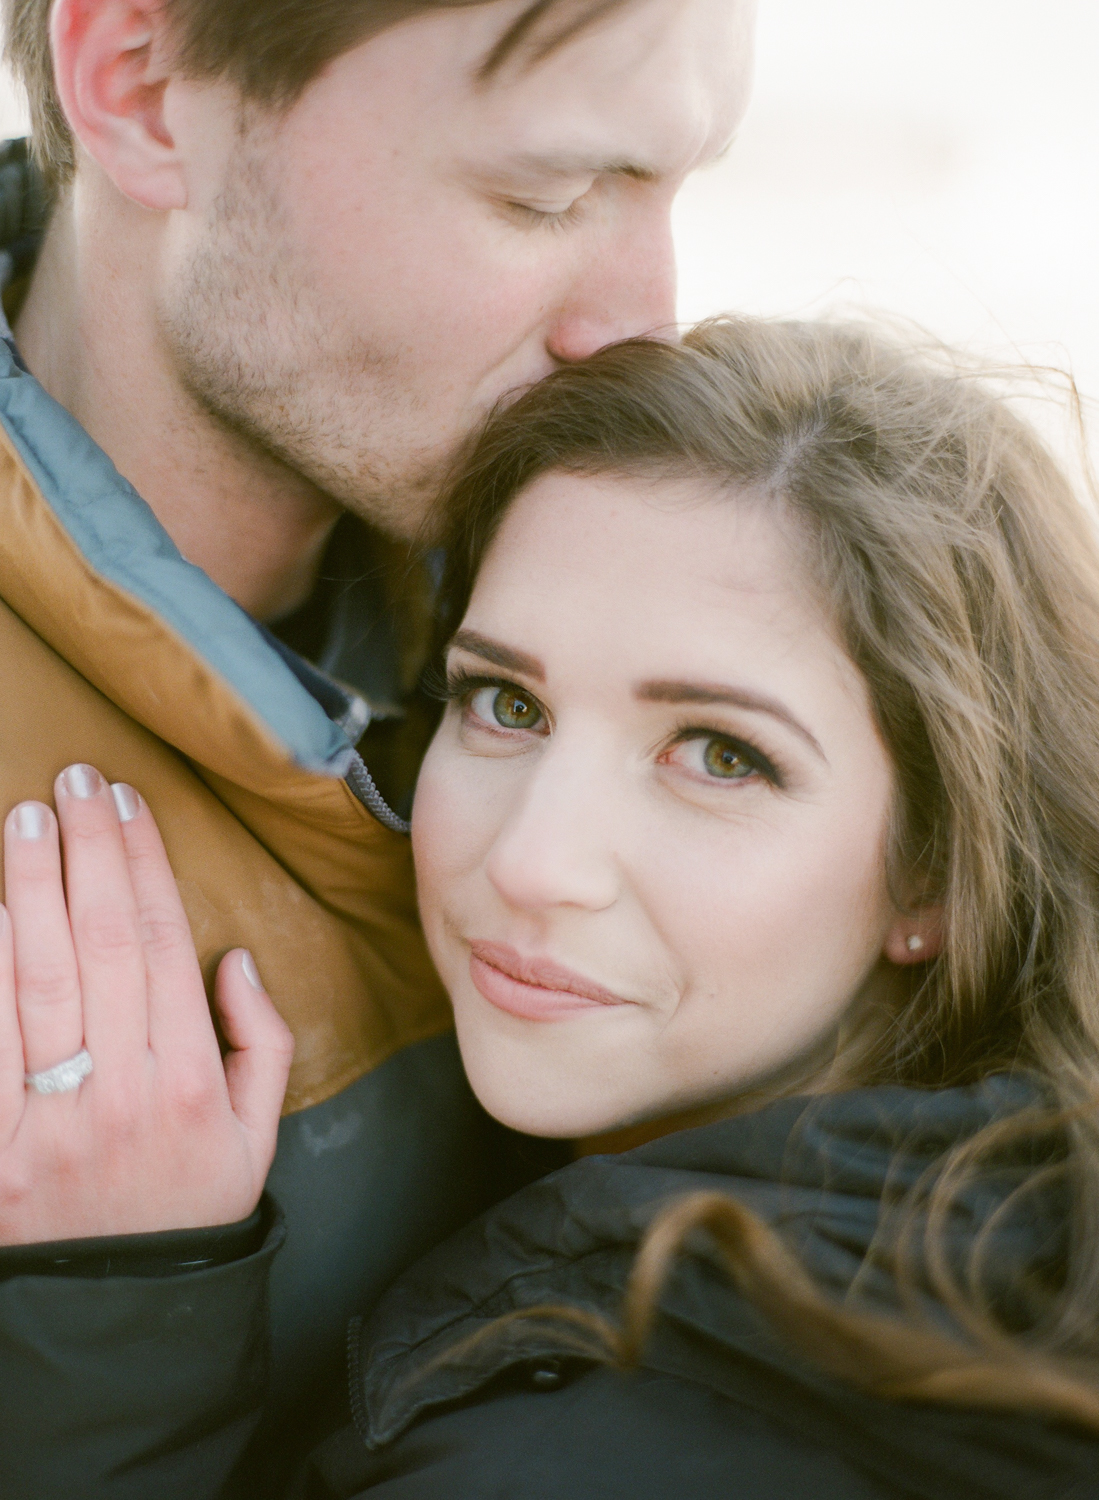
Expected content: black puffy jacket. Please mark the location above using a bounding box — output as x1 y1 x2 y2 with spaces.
298 1075 1098 1500
7 1077 1099 1499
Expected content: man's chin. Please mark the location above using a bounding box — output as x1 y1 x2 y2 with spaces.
335 474 451 544
290 429 475 543
246 425 459 543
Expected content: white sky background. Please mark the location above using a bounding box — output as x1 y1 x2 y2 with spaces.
0 2 1095 452
673 0 1099 464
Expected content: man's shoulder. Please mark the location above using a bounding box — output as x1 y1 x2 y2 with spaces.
0 339 452 1116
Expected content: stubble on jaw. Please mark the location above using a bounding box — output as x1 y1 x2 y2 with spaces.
156 117 459 540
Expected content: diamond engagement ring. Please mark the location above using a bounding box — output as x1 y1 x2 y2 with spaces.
25 1048 94 1095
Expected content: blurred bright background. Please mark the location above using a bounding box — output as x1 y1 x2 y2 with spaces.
0 1 1095 453
672 0 1099 462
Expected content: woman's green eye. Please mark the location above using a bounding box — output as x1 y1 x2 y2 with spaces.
702 737 755 779
657 731 775 788
463 684 544 731
493 689 541 729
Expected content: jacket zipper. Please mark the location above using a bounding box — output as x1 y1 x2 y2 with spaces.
345 751 411 835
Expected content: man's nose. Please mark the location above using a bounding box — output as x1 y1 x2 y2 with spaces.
483 749 620 915
545 210 678 365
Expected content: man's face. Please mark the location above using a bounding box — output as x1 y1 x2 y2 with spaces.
158 0 755 537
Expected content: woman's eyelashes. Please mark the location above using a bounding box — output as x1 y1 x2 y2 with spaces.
658 729 784 790
445 668 787 788
446 671 549 739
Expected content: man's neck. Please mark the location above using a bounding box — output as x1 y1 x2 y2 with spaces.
12 183 343 622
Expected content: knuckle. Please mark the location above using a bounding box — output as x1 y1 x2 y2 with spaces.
95 1086 144 1144
64 810 114 845
19 1117 90 1190
9 857 59 890
45 1134 88 1187
74 907 139 962
18 961 77 1009
267 1016 296 1063
166 1064 221 1123
0 1161 33 1213
137 905 192 958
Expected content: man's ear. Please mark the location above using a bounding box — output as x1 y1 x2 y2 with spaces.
882 906 945 966
49 0 188 209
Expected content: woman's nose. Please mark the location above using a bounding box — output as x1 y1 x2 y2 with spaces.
483 754 620 914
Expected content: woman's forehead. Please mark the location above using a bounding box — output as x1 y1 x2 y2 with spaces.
463 470 871 722
473 470 812 627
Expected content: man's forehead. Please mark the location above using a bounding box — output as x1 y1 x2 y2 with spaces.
459 0 752 177
474 0 630 75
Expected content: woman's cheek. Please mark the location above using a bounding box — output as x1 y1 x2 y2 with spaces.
412 736 501 958
412 744 466 933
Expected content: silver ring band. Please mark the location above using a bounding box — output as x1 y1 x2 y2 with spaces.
25 1048 94 1095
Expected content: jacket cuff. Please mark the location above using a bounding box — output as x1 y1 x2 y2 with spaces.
0 1197 285 1500
0 1198 270 1281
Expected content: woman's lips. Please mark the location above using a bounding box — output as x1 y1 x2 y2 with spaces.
468 940 629 1022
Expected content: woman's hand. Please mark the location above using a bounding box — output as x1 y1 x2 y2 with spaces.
0 763 295 1245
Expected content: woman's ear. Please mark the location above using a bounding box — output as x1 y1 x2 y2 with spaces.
49 0 188 210
882 906 944 966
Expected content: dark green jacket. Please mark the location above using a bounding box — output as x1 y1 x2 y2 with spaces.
303 1074 1094 1500
7 1077 1096 1499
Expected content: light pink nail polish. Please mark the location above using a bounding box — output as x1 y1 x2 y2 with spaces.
13 803 48 840
63 764 103 800
111 783 141 823
241 950 264 990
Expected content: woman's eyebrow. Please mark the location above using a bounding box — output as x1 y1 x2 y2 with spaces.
449 629 546 682
636 680 827 762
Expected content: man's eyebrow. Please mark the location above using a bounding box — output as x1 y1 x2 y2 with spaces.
636 680 827 762
449 629 546 682
508 150 659 183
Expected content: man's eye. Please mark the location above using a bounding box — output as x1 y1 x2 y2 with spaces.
506 199 585 230
469 685 544 731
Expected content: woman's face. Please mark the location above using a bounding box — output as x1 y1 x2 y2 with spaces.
413 471 918 1137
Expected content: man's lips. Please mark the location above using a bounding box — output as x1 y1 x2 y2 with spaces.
468 940 630 1022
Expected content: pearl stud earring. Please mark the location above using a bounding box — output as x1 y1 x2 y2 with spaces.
905 935 925 953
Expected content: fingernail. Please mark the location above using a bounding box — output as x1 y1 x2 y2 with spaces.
12 802 48 839
111 783 141 823
240 950 264 990
62 764 103 800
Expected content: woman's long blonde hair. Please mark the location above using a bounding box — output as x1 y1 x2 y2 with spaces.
435 316 1099 1423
